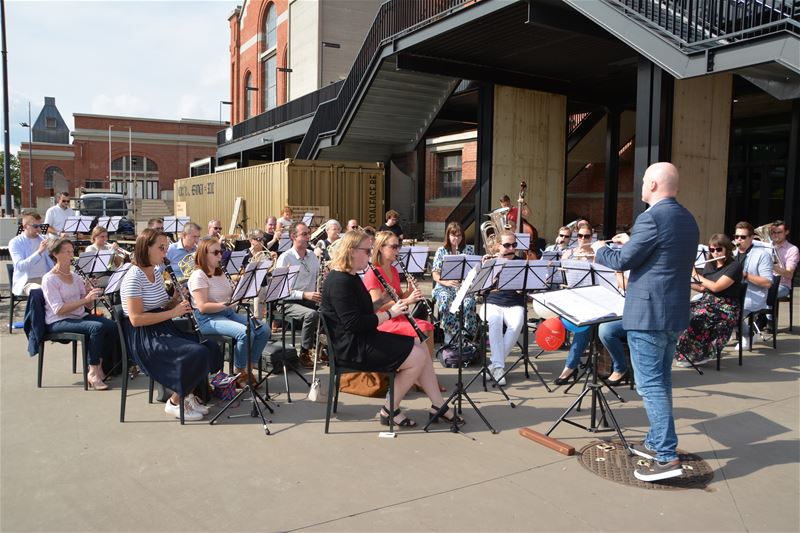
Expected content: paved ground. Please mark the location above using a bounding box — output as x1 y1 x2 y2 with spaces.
0 294 798 532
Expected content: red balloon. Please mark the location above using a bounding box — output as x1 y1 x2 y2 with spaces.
536 317 566 351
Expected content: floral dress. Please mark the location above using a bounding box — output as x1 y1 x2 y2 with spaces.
431 245 478 342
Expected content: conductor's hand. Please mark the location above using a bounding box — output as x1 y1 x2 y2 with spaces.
171 300 192 318
611 233 630 245
389 301 408 317
590 240 606 253
304 291 322 303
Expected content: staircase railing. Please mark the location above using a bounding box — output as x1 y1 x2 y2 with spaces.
296 0 483 160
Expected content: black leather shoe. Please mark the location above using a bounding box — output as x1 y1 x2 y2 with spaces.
553 368 577 386
606 372 628 386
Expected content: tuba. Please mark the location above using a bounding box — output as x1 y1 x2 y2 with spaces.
753 224 784 270
479 206 511 253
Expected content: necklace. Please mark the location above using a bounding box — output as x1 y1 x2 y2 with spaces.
53 266 71 276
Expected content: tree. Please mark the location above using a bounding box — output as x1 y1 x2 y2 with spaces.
0 151 22 209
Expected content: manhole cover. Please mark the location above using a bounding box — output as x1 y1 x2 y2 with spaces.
578 441 714 490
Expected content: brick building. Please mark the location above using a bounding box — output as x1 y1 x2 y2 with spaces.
18 97 219 212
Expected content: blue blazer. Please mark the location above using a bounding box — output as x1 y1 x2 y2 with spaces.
595 197 699 332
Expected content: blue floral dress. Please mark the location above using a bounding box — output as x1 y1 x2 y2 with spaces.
431 245 478 341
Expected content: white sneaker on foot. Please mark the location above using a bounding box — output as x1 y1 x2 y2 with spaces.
491 367 507 387
735 338 751 351
187 394 210 415
164 398 203 421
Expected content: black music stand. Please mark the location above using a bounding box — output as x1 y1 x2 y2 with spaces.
533 286 630 448
209 259 274 435
257 265 309 403
163 216 190 242
16 223 49 235
425 258 499 434
97 216 122 233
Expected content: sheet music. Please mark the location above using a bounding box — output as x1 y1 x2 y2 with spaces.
104 263 132 295
541 250 561 261
64 216 94 233
561 260 594 288
302 212 314 226
593 263 624 296
225 250 249 275
76 250 114 273
695 244 709 267
495 260 551 291
514 232 530 252
97 216 122 232
228 259 270 304
395 246 429 274
163 216 191 233
449 267 478 314
278 233 292 253
533 285 624 326
440 254 483 281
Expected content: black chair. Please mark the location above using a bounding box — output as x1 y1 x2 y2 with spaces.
775 271 797 333
748 276 781 350
38 331 89 390
321 315 395 434
731 284 748 370
7 264 27 334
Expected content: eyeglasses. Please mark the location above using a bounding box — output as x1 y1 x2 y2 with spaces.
577 234 592 239
383 244 400 250
209 250 223 256
770 229 784 234
29 223 44 229
558 234 571 239
356 247 372 253
501 242 517 249
212 227 222 231
733 234 749 240
709 247 724 253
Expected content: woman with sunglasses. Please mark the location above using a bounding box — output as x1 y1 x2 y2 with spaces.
188 236 270 386
674 234 743 366
321 230 462 427
120 229 223 421
431 222 478 344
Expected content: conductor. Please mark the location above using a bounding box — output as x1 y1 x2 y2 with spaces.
592 162 698 482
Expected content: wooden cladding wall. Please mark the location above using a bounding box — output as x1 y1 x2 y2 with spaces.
174 159 385 232
492 85 566 242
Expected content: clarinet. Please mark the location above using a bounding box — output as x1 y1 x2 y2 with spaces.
162 258 206 343
394 258 436 326
367 262 428 343
71 258 113 314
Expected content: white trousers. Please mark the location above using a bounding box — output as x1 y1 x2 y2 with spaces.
484 303 525 369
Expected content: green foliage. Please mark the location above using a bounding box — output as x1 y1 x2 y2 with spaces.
0 151 22 208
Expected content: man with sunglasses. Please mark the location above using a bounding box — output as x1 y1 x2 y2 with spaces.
545 226 573 253
592 162 698 482
9 211 55 295
275 222 321 368
482 231 527 386
207 219 223 238
732 221 773 350
43 192 75 238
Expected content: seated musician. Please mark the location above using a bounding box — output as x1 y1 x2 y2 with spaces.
544 226 572 253
85 226 125 268
278 206 294 228
41 238 119 391
483 231 526 386
733 221 774 350
263 216 280 253
147 218 164 231
378 210 403 241
560 224 594 261
9 211 54 296
674 234 742 366
120 229 223 421
770 220 798 301
346 219 359 232
274 222 321 368
166 222 201 268
207 219 223 238
320 230 462 427
188 237 269 387
431 222 477 344
314 219 341 262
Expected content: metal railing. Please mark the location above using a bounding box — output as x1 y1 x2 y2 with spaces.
609 0 799 51
217 81 344 146
296 0 482 159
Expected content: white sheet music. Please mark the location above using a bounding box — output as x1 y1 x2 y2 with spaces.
533 285 624 326
514 232 530 251
104 263 132 294
449 267 478 314
76 250 114 273
561 260 594 288
278 233 292 253
64 216 94 233
395 246 429 274
695 244 709 267
302 212 314 226
440 254 483 281
225 250 249 275
97 216 122 232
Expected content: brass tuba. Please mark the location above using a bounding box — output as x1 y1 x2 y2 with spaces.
479 206 510 253
753 224 784 270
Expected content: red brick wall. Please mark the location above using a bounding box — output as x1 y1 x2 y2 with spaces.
424 140 477 222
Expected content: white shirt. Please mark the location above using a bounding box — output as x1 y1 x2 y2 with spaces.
275 247 319 300
44 204 75 233
188 269 233 309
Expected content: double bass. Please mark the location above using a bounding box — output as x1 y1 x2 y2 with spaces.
513 181 539 259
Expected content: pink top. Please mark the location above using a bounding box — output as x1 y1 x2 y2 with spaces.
41 271 87 325
188 269 233 309
775 240 799 289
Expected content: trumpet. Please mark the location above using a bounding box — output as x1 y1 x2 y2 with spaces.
367 262 428 343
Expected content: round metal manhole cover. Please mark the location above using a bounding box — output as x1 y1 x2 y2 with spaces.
578 441 714 490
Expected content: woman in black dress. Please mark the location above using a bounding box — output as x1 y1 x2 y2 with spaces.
320 230 461 427
120 229 223 421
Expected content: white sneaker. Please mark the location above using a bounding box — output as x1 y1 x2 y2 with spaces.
491 367 507 387
734 338 750 351
164 398 203 421
675 360 693 368
694 356 712 366
187 394 210 415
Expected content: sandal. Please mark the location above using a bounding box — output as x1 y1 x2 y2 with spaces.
379 407 417 428
429 404 465 425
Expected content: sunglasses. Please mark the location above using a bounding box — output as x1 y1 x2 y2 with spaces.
733 235 749 240
29 223 44 229
558 234 571 239
577 234 592 239
212 227 222 231
501 242 517 249
209 250 223 256
383 244 400 250
709 247 724 253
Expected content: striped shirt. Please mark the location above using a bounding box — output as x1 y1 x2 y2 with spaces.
120 265 170 316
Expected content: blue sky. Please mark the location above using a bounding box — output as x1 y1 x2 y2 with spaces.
3 0 234 153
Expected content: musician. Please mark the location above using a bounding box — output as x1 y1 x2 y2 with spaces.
378 210 403 241
41 238 118 391
346 219 359 232
208 219 223 238
733 221 773 350
166 222 201 267
674 234 742 367
274 222 320 368
768 220 797 301
431 222 477 344
44 191 74 237
320 230 462 427
263 216 280 253
314 219 341 262
189 237 269 387
85 226 124 268
560 226 594 261
278 206 294 228
120 228 223 421
544 226 572 253
9 211 54 296
147 218 164 231
483 231 526 386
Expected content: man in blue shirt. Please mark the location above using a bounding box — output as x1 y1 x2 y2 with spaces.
9 211 54 295
166 222 201 275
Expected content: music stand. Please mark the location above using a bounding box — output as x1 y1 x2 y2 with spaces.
209 259 274 435
425 259 499 434
97 216 122 233
16 223 50 236
533 286 630 448
225 250 249 276
76 250 115 276
395 246 429 274
277 233 292 253
64 216 94 235
163 216 190 241
104 263 132 299
514 233 531 254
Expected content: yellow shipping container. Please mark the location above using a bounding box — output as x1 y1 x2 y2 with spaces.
174 159 385 233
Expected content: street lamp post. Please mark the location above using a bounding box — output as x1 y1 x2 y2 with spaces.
108 125 113 191
320 41 341 87
19 102 33 208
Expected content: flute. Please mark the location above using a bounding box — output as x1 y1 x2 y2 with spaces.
394 259 436 326
162 258 206 343
367 262 428 343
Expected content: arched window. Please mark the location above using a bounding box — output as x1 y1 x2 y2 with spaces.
265 4 276 50
262 3 277 111
44 166 63 189
110 156 160 199
244 72 253 119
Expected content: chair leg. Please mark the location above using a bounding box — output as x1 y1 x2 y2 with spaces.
324 368 336 434
333 372 342 413
9 299 15 334
388 374 395 434
738 317 743 366
37 342 45 387
120 355 128 423
72 340 77 374
179 394 185 425
148 378 154 404
80 340 88 391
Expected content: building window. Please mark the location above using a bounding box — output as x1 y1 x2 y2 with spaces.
264 4 276 51
110 156 160 199
85 180 104 189
46 117 57 128
44 166 64 189
262 4 277 111
244 72 253 119
263 54 277 111
438 152 462 198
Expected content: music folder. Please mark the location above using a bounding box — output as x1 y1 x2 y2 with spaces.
532 285 624 327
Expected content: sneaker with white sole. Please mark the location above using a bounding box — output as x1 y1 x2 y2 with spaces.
675 360 693 368
734 338 751 351
187 394 210 415
628 442 657 460
634 459 683 482
694 356 712 366
164 398 203 421
491 367 507 387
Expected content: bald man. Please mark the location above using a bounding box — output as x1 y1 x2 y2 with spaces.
592 162 698 483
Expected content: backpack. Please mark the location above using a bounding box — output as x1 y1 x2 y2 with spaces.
436 342 478 368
